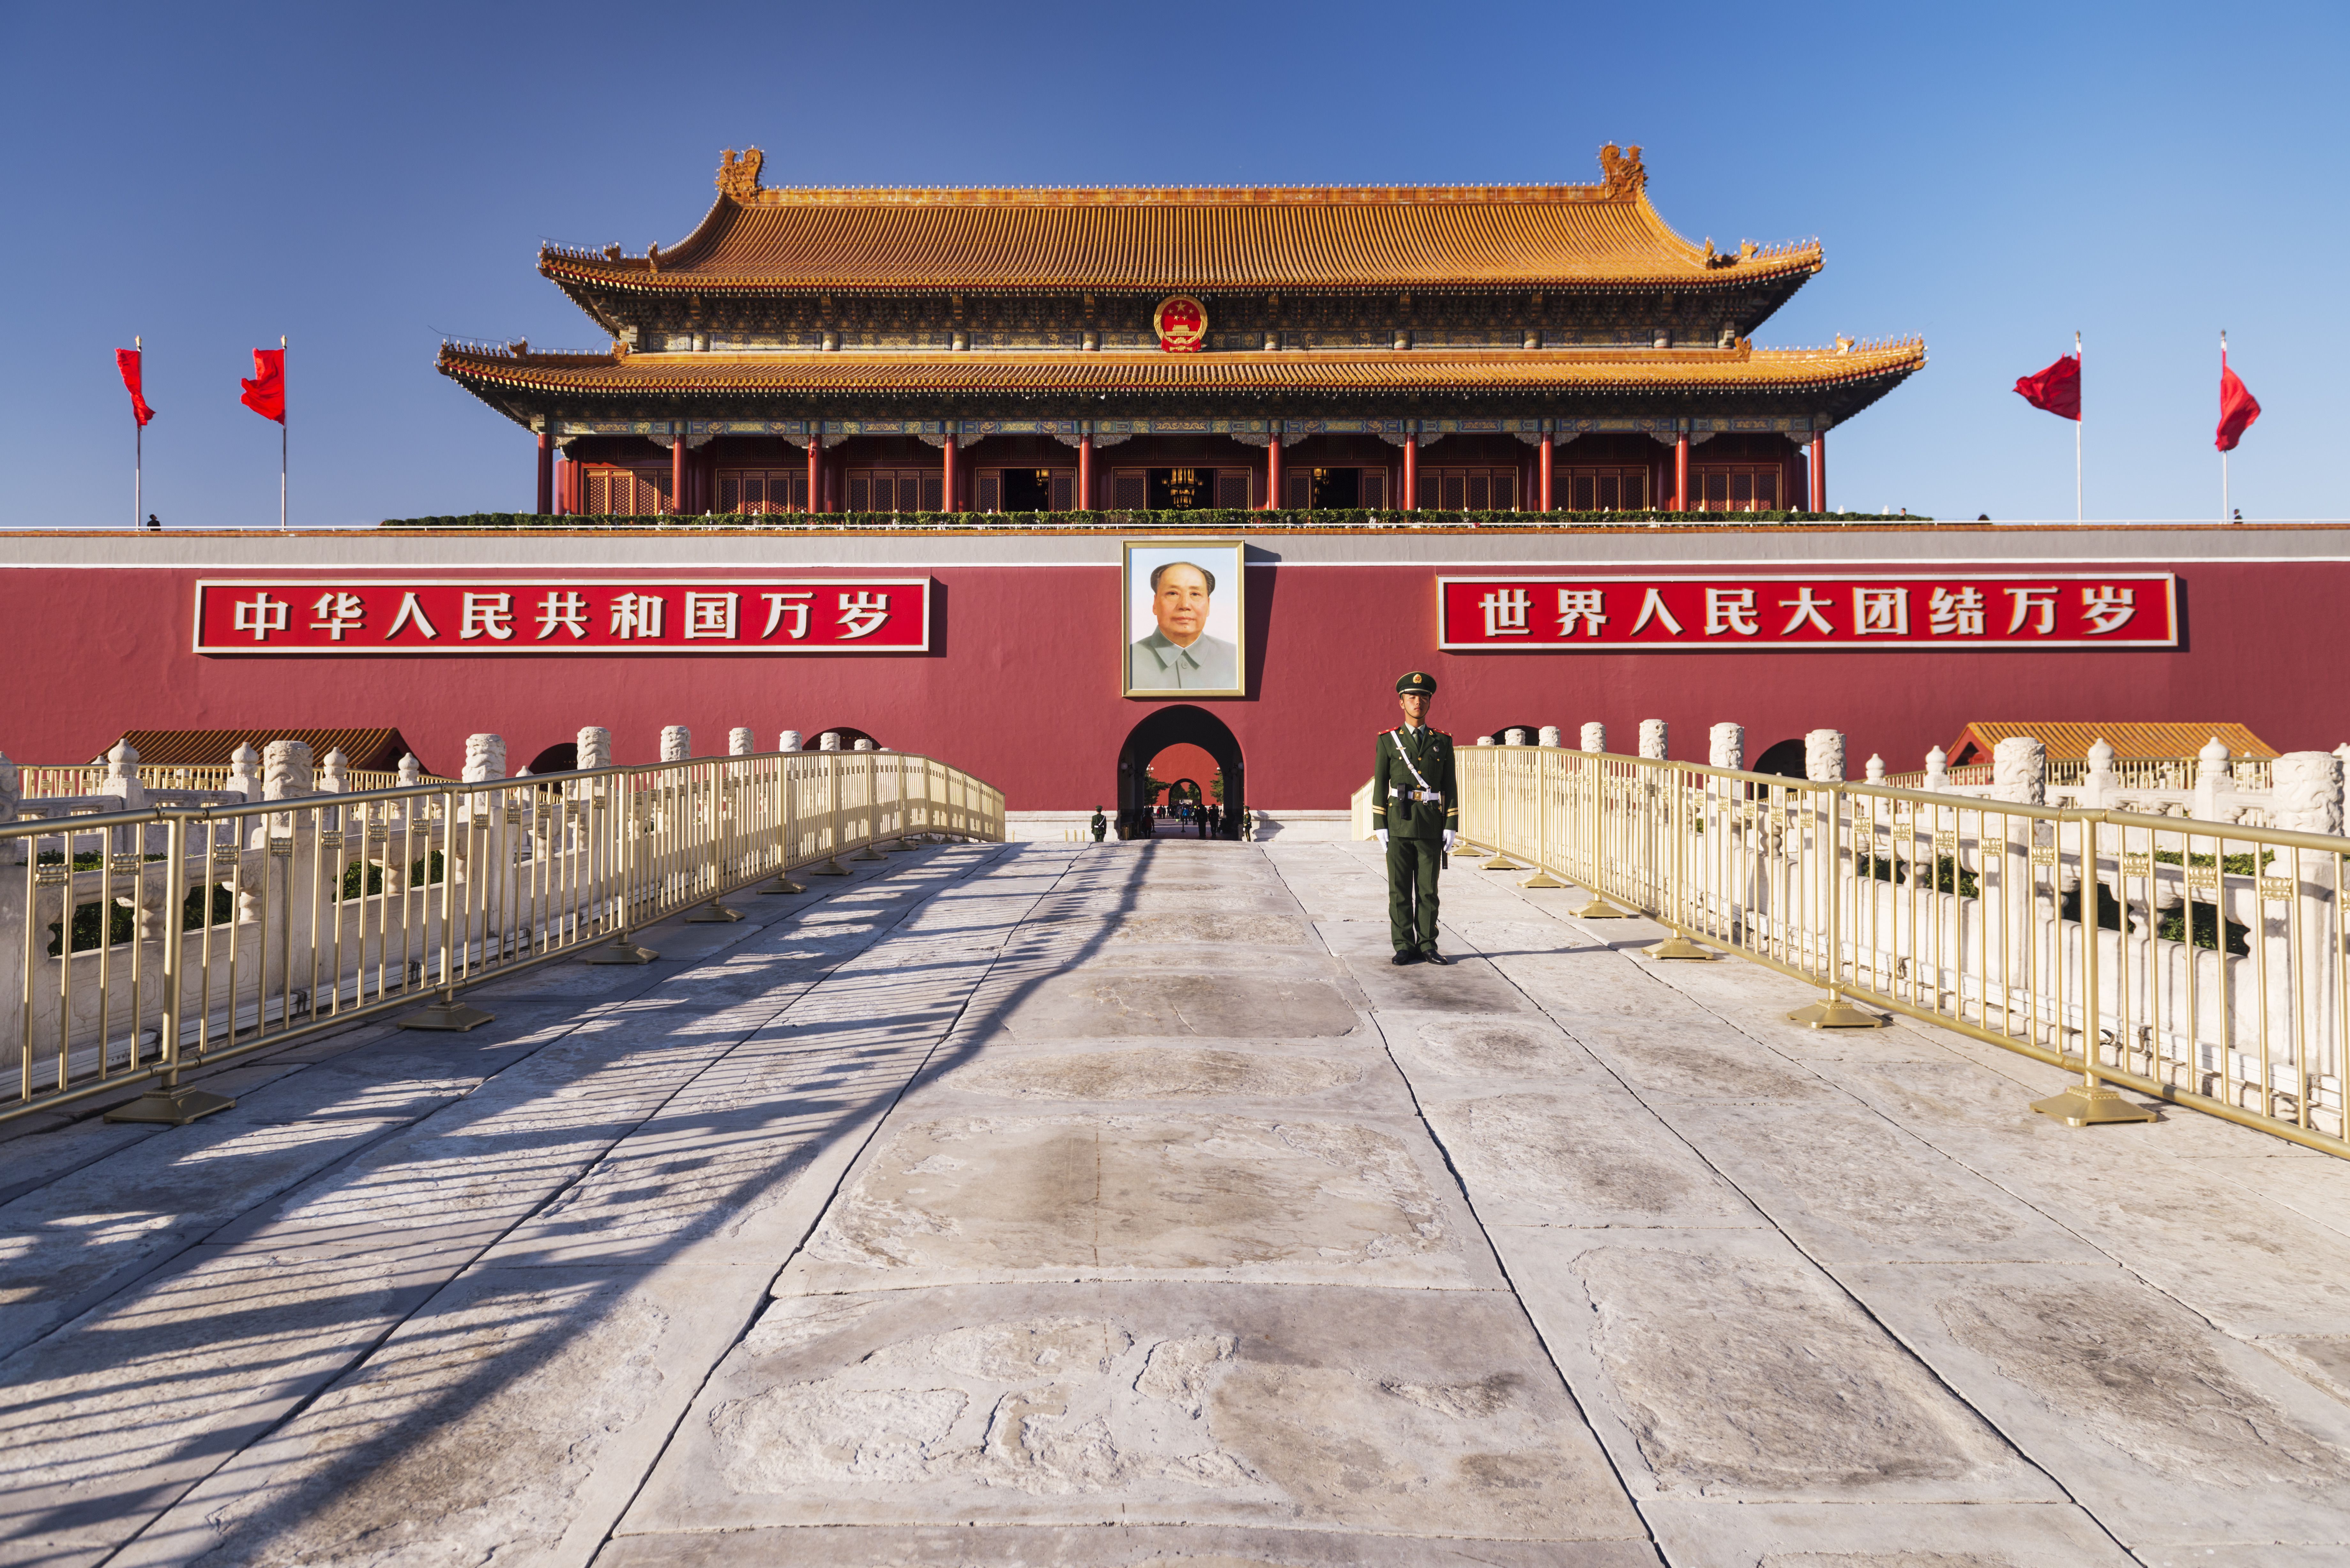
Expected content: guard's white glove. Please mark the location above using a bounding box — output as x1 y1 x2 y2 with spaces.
1443 830 1458 853
1375 829 1389 847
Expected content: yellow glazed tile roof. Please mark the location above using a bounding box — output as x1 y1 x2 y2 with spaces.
1949 722 2278 763
537 146 1821 295
439 340 1925 397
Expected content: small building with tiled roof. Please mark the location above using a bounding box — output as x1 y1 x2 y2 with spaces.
1945 722 2279 766
441 146 1922 518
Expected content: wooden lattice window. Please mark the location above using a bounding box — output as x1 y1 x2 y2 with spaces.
583 467 671 516
845 469 943 513
1214 471 1251 509
1416 468 1519 512
716 469 809 514
1564 468 1650 512
1693 466 1781 512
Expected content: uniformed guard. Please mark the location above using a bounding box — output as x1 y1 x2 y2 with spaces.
1090 806 1107 842
1372 670 1458 965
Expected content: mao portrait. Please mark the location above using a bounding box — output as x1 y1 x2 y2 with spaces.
1123 540 1246 697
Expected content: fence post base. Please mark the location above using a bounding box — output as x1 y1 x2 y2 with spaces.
1643 932 1714 960
2032 1067 2159 1127
584 932 659 964
760 874 808 894
1572 890 1632 918
1787 989 1889 1029
1480 849 1521 871
1520 868 1565 888
105 1079 235 1125
808 857 852 876
851 844 889 863
686 899 744 923
399 989 495 1031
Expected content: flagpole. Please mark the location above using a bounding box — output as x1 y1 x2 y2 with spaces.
279 334 288 532
133 334 143 530
2074 330 2082 523
2220 330 2229 523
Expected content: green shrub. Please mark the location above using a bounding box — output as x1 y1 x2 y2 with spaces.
409 850 445 886
2157 900 2249 955
339 860 386 900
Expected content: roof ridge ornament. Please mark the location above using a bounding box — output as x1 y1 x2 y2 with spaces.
718 147 765 202
1598 143 1646 198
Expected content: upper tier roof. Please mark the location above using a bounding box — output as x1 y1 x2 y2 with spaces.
539 146 1822 296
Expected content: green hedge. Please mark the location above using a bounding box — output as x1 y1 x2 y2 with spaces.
380 508 1928 530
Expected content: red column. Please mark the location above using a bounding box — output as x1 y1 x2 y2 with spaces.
1673 433 1690 512
807 436 822 514
942 432 959 514
1809 432 1827 514
1264 432 1283 511
1077 432 1093 511
1401 432 1418 511
670 436 687 515
536 432 554 515
1538 433 1554 513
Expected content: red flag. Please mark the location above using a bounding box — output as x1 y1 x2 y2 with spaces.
2013 353 2081 420
114 348 155 427
2217 360 2261 452
239 347 285 424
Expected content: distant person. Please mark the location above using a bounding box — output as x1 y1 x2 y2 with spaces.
1090 806 1107 842
1129 561 1239 690
145 514 161 531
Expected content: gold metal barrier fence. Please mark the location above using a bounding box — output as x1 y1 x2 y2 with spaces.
2 748 1005 1126
1453 744 2349 1157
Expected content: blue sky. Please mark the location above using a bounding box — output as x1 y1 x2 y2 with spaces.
2 0 2340 527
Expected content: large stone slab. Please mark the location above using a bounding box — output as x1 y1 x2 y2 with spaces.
997 974 1361 1039
1640 1499 2133 1567
1420 1089 1764 1230
598 1522 1659 1566
1651 1098 2105 1265
928 1045 1366 1107
110 1262 771 1568
621 1282 1645 1542
0 1244 448 1566
1500 1229 2051 1504
786 1111 1497 1291
1839 1260 2350 1548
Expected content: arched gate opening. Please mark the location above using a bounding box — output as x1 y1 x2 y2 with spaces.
1117 705 1244 839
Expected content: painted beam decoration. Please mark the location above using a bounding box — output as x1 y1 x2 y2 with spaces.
1439 574 2178 651
195 578 932 654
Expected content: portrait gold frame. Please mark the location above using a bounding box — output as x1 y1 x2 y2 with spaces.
1120 539 1247 699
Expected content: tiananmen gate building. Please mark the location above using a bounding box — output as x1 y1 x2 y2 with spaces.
438 146 1922 520
11 147 2345 838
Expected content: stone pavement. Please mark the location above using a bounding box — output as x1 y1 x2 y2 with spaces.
4 838 2349 1568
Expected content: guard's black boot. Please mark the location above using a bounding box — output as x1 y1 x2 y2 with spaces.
1391 950 1421 966
1421 949 1450 965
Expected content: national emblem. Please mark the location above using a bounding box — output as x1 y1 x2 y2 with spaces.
1154 296 1207 355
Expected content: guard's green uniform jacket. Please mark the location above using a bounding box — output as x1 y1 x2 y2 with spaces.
1372 724 1458 953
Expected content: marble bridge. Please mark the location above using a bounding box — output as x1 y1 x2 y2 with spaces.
4 838 2348 1568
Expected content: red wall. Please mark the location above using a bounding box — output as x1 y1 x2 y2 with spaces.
5 549 2340 806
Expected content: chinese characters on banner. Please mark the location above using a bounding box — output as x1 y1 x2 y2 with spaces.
1438 575 2177 650
195 579 931 654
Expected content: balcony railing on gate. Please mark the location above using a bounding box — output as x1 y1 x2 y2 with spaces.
1445 744 2349 1158
1 748 1005 1125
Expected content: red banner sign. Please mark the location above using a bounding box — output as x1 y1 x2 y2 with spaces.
1438 574 2178 650
194 578 932 654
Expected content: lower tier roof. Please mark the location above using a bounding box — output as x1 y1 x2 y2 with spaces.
442 340 1922 402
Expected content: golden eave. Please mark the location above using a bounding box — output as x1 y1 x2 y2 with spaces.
438 340 1926 397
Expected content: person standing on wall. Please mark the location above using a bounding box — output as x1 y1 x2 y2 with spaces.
1372 670 1458 965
